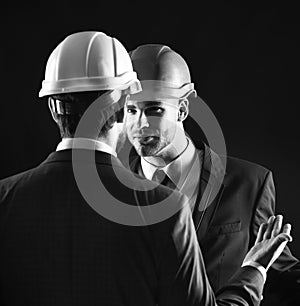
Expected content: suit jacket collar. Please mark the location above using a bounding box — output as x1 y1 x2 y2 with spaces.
41 149 124 169
192 141 226 239
194 140 226 185
130 140 227 190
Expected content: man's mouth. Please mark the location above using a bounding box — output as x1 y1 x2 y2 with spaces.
135 136 158 145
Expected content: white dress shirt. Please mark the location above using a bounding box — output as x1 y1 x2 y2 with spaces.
56 137 117 157
141 138 203 211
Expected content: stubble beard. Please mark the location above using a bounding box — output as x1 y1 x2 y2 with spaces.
133 137 166 158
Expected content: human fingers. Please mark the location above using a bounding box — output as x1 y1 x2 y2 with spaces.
270 224 292 259
273 233 292 246
271 215 283 237
263 215 276 240
255 222 268 244
266 232 292 270
282 223 292 241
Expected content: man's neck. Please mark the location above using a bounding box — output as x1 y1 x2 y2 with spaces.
98 136 116 152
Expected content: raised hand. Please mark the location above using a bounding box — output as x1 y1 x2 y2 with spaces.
243 215 292 271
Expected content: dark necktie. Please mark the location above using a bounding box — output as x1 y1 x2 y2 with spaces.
152 169 177 190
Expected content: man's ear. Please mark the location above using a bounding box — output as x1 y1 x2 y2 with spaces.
177 99 189 122
48 98 58 123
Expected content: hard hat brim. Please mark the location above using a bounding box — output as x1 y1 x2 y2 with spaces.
128 80 196 102
39 72 141 97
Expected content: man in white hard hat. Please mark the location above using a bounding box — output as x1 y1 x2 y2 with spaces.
0 32 292 306
124 44 300 306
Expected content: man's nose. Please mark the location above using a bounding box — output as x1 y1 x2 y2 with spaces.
138 112 150 128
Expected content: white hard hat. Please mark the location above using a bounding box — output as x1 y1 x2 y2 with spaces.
39 31 141 97
129 44 196 101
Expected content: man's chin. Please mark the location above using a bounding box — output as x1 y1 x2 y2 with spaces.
135 145 158 157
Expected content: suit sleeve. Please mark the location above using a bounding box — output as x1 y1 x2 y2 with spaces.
157 196 265 306
251 170 300 305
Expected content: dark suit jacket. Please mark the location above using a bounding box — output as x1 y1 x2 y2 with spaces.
129 140 300 306
0 149 264 306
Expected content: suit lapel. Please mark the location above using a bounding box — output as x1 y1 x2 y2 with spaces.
129 142 226 241
192 143 226 241
130 154 144 177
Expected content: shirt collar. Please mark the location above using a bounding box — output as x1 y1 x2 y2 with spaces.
56 138 117 157
141 137 196 186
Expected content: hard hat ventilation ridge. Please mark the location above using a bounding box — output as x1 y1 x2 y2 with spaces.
112 37 117 78
85 32 100 77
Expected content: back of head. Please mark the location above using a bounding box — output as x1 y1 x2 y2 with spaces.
39 31 141 137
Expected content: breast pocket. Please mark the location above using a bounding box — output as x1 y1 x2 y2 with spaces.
207 220 242 236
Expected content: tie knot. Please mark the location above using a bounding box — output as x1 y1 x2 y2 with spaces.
152 169 177 190
152 169 167 184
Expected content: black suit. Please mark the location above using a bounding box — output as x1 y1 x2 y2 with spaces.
129 140 300 305
0 149 265 306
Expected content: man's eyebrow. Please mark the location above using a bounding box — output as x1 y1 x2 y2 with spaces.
145 102 163 106
126 101 164 108
132 101 163 108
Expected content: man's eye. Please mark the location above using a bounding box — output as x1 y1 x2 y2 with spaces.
146 107 164 115
127 109 136 114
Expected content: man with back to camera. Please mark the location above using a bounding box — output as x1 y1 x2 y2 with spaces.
0 32 293 306
123 44 300 305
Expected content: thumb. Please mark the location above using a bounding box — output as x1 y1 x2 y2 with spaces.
273 233 293 247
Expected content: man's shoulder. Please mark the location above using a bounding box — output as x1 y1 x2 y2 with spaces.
99 161 190 230
0 167 39 201
217 154 273 188
194 141 272 184
0 168 36 187
225 155 271 176
0 151 75 201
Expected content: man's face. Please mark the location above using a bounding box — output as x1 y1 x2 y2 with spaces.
124 100 179 157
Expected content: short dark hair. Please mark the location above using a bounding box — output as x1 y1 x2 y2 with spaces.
49 91 119 138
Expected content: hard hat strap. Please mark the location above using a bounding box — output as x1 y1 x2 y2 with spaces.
48 90 125 116
49 98 87 116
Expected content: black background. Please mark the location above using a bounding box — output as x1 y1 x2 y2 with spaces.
1 2 299 259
